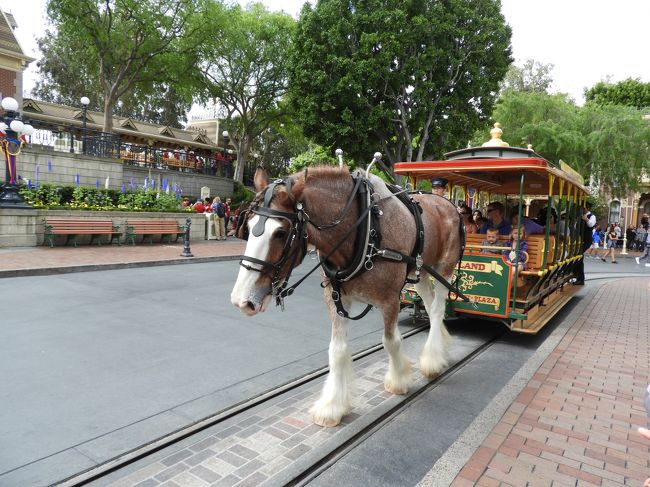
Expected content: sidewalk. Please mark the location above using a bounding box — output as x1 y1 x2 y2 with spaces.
0 238 247 277
426 277 650 487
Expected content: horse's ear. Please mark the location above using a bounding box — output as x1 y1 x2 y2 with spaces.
254 167 269 193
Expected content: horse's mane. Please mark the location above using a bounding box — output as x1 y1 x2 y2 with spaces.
298 164 350 183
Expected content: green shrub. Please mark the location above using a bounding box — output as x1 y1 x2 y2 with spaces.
19 182 184 212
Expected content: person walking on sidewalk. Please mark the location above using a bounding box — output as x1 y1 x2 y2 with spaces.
635 231 650 266
574 202 597 285
584 224 602 259
601 224 618 263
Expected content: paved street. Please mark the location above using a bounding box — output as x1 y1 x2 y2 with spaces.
0 246 648 486
0 257 418 485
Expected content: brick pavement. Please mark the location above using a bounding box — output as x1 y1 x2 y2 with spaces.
450 278 650 487
0 239 246 276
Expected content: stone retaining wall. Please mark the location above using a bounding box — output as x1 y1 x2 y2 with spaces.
17 145 234 199
0 208 209 247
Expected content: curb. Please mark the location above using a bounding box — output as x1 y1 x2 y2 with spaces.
0 254 242 279
416 280 607 487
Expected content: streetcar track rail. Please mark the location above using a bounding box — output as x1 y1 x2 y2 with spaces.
284 330 505 487
58 322 433 486
57 274 642 486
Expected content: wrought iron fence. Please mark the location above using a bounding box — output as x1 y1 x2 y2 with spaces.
26 125 234 178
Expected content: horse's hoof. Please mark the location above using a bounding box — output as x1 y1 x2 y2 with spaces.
384 382 409 395
421 370 441 380
312 414 341 428
310 400 347 428
419 355 447 379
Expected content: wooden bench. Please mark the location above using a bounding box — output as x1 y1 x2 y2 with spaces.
464 233 555 273
125 219 184 245
43 218 122 247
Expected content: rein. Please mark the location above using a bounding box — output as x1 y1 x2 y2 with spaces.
239 173 471 317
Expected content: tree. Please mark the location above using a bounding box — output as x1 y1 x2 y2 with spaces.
585 78 650 109
500 59 555 94
199 3 296 183
253 117 309 178
483 90 650 196
288 0 512 168
42 0 211 133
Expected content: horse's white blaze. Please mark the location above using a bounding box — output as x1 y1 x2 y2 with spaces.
231 215 283 315
415 272 450 377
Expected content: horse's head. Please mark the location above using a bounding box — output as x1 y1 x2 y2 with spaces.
231 168 307 316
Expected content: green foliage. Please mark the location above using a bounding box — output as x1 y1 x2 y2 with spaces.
199 3 296 183
19 182 184 212
585 78 650 109
289 0 512 167
231 181 255 206
289 143 339 173
500 59 555 94
41 0 211 132
478 90 650 196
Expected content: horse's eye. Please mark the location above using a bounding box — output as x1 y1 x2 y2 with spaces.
274 229 287 240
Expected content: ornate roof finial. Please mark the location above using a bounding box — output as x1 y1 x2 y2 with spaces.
482 122 510 147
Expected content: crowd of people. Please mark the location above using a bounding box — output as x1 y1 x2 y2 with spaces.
181 195 238 240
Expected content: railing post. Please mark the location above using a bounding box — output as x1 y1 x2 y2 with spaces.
181 217 193 257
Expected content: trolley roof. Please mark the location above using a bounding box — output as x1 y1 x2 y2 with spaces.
395 147 589 194
394 125 589 196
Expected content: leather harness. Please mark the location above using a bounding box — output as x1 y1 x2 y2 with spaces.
239 174 470 319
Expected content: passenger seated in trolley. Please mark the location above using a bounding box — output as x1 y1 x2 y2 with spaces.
479 202 511 235
503 226 529 287
480 228 503 255
510 209 544 235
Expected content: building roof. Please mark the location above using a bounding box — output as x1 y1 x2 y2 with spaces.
0 10 34 64
22 98 228 153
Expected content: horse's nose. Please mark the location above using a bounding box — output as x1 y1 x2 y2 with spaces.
232 298 259 316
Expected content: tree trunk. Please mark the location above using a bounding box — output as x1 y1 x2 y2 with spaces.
103 95 115 134
233 138 249 184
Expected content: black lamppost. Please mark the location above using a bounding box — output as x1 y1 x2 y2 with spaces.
0 97 34 208
80 96 89 154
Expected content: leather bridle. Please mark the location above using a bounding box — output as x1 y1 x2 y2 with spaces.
238 178 308 308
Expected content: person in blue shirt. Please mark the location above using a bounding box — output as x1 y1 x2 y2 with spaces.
479 202 511 235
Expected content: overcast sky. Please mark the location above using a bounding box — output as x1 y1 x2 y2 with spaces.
6 0 650 105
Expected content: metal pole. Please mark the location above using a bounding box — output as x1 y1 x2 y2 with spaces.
181 217 193 257
82 106 87 154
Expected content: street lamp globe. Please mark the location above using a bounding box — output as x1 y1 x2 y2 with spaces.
22 124 35 136
0 122 7 132
1 97 19 112
222 130 229 139
9 119 24 133
80 96 90 107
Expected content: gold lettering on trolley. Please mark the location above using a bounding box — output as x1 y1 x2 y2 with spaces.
459 260 504 276
465 294 500 310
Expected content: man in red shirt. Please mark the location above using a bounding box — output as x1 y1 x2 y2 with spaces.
192 198 205 213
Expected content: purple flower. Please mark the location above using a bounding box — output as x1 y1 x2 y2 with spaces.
47 160 52 172
121 183 126 194
95 179 100 189
75 174 80 186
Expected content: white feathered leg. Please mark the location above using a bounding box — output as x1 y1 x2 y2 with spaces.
415 273 451 378
311 291 354 427
382 302 412 394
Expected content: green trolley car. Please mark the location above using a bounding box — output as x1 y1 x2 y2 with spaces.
395 124 590 334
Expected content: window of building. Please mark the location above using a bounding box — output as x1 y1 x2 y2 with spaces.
609 200 621 223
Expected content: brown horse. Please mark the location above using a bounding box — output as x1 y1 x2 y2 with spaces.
231 165 463 427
